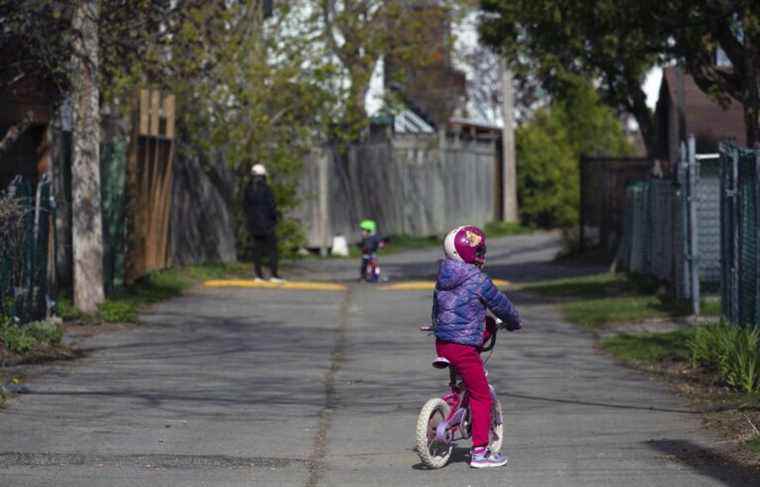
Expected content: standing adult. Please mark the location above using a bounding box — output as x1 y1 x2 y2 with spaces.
244 164 283 282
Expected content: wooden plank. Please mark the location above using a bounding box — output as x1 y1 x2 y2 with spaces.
163 95 175 139
145 138 160 268
155 140 174 268
150 90 161 136
139 89 150 135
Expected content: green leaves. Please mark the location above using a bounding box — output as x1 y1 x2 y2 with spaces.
516 76 633 228
480 0 664 154
689 322 760 393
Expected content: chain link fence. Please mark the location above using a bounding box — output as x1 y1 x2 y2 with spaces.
0 174 53 324
619 138 721 311
720 143 760 327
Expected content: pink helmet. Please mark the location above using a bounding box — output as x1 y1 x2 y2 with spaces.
443 225 487 265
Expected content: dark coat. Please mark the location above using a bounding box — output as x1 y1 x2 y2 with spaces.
244 179 278 236
432 259 520 347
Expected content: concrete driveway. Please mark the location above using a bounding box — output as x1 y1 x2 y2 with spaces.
1 232 754 486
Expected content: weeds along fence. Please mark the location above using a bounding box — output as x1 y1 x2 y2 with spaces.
620 137 721 311
719 143 760 327
0 174 53 324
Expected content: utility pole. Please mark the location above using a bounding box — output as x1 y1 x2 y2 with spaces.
501 60 519 222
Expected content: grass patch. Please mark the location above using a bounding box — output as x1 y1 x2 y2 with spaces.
746 436 760 454
519 273 641 299
0 319 64 354
519 272 720 328
600 328 695 364
690 323 760 393
58 262 250 324
382 234 440 254
484 221 533 238
564 296 672 329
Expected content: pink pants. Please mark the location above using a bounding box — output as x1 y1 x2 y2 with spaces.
435 339 492 448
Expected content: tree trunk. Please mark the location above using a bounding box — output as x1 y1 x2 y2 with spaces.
71 0 105 313
0 111 34 158
628 87 657 157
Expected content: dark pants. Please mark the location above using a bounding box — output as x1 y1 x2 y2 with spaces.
252 233 279 278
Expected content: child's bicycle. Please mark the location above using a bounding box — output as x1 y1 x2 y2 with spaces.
364 254 382 282
415 318 505 469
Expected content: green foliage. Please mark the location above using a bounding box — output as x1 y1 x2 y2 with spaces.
58 263 250 324
25 320 63 345
56 297 82 322
689 323 760 393
383 235 440 254
483 221 533 238
516 76 633 228
479 0 665 153
563 296 676 329
601 329 695 364
0 324 35 354
97 302 138 324
656 1 760 145
0 319 63 354
747 436 760 455
521 271 719 328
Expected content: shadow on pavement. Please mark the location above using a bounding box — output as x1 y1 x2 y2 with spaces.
647 439 760 486
411 446 470 470
501 392 699 414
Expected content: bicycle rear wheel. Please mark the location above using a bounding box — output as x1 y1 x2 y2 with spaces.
415 398 452 469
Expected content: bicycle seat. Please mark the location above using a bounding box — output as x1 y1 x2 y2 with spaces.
432 357 450 369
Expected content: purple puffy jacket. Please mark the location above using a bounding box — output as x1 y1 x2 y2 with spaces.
432 259 520 347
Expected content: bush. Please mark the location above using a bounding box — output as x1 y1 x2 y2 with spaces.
516 75 633 228
0 319 63 354
26 320 64 344
56 297 82 321
689 323 760 393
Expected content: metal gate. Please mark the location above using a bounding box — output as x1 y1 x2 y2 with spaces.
720 142 760 327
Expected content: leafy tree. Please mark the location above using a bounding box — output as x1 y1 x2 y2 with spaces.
654 0 760 146
316 0 468 139
480 0 760 151
479 0 668 156
516 76 633 227
0 0 240 310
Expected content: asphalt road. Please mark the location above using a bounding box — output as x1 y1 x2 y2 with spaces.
1 232 755 486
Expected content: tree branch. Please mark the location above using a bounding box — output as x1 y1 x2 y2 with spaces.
0 111 35 158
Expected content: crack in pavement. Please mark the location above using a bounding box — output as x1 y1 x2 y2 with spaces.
305 287 352 487
0 451 311 470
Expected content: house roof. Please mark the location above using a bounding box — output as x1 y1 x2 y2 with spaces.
660 66 746 146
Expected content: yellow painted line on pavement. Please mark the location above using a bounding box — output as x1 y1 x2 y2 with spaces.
379 279 512 291
204 279 346 292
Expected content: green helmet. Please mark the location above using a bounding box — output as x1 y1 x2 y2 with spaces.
359 219 377 233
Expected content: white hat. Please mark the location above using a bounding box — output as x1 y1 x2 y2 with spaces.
251 164 267 176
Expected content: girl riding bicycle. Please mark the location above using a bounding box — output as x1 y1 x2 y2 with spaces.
431 225 522 468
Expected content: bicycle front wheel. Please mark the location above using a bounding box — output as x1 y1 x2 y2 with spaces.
415 398 452 469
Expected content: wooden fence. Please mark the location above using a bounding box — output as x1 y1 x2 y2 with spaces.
125 89 175 284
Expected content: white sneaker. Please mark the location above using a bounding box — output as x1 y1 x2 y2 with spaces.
269 277 286 284
469 448 508 469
